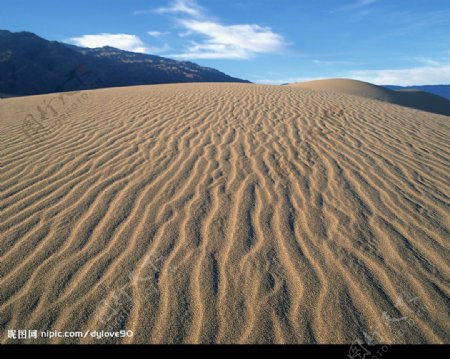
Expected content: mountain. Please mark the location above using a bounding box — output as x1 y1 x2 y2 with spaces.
289 78 450 116
0 30 249 97
384 85 450 100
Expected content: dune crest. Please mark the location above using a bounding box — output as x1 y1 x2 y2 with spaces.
290 78 450 116
1 83 449 344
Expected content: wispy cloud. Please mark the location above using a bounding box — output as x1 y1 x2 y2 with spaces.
155 0 285 59
337 0 377 12
147 43 171 54
378 9 450 38
349 63 450 85
67 34 149 53
156 0 205 18
172 20 285 59
413 57 443 66
255 56 450 86
313 59 363 66
330 0 377 18
148 31 169 38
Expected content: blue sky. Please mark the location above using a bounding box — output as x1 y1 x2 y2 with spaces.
1 0 450 85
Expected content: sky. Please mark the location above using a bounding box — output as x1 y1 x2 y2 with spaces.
1 0 450 85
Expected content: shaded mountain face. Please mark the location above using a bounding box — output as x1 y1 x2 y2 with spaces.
385 85 450 100
0 30 249 96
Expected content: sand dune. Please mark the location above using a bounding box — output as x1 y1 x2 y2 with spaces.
0 83 449 344
290 78 450 116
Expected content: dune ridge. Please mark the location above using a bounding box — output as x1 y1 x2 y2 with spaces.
290 78 450 116
0 83 449 344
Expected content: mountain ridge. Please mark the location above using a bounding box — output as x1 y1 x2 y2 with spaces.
0 30 250 97
384 85 450 100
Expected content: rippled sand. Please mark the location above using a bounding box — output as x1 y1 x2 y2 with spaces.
1 83 449 343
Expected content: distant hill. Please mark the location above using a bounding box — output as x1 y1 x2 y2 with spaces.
384 85 450 100
0 30 249 97
290 78 450 116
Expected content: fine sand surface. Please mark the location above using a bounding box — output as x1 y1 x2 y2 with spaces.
0 83 449 344
290 78 450 116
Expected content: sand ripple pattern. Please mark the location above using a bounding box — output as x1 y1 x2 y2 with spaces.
0 84 449 343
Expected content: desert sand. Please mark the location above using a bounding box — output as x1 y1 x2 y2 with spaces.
0 83 449 344
291 78 450 116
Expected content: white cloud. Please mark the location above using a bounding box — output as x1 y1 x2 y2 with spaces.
156 0 204 18
148 31 169 37
349 63 450 85
67 0 286 59
171 20 285 59
153 0 285 59
68 33 149 53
